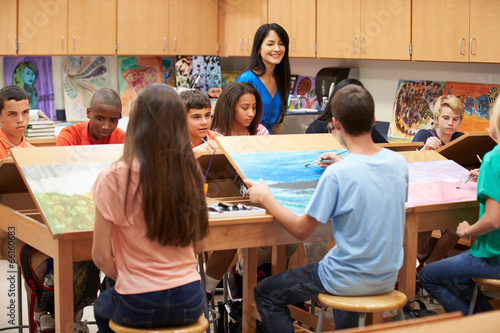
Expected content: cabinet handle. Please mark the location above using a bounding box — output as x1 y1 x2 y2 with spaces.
470 38 476 56
352 37 357 53
245 38 249 51
291 38 295 52
173 37 176 51
163 37 166 51
73 36 76 51
459 38 465 55
240 38 243 51
360 37 365 53
61 36 64 50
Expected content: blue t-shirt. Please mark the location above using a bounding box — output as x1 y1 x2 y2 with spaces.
412 129 464 148
236 71 282 133
305 149 409 296
470 144 500 261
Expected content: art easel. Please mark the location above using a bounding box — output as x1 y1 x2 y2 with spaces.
436 131 497 168
377 141 423 151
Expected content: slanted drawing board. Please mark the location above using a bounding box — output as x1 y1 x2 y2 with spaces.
215 134 345 215
436 132 497 168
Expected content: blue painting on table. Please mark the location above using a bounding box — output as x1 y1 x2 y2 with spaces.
231 149 348 215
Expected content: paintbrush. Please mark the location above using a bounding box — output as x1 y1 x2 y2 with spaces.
456 175 474 189
2 139 15 147
475 150 482 164
305 150 348 167
429 130 442 147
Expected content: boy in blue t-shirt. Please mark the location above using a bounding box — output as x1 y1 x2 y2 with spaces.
244 85 409 332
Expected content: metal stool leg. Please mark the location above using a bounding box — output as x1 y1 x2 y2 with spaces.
358 312 366 327
316 306 327 332
469 281 480 315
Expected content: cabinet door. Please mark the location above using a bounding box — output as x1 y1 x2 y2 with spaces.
18 0 68 55
470 0 500 63
169 0 218 55
0 0 17 55
290 0 316 58
117 0 169 55
360 0 410 60
412 0 469 62
317 0 360 59
221 0 267 56
68 0 117 55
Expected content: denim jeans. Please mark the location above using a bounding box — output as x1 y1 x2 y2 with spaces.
254 263 358 333
94 281 205 333
419 251 500 315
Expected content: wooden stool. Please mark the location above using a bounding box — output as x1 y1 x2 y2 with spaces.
109 316 209 333
469 278 500 315
316 290 407 332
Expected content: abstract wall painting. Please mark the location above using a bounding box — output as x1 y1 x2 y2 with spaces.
162 57 175 87
62 56 111 121
230 149 347 215
388 80 444 141
204 56 222 98
118 56 163 117
4 56 56 120
174 55 192 88
291 75 319 111
20 162 111 235
406 159 477 208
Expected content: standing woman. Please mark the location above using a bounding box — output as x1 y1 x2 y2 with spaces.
236 23 291 134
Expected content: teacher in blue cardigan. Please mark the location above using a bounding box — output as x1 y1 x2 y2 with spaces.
237 23 291 134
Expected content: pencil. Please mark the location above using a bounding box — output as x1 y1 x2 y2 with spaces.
429 131 442 147
2 139 15 148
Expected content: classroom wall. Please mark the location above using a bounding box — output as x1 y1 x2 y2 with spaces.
1 56 499 123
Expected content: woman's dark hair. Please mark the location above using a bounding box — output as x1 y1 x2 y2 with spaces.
122 83 208 247
247 23 291 124
211 82 263 136
316 78 364 123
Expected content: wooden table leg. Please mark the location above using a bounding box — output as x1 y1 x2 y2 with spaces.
54 240 74 333
400 213 418 301
242 247 257 333
271 244 287 275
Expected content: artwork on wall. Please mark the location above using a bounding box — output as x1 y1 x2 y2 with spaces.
174 55 192 88
221 71 241 88
117 56 163 117
445 81 499 133
20 162 111 234
290 75 319 111
3 56 56 120
388 80 445 141
406 160 477 208
62 56 111 121
204 56 222 99
161 57 175 87
229 149 347 215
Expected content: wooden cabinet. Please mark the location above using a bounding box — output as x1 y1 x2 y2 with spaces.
18 0 68 55
317 0 410 60
0 0 17 55
268 0 316 58
18 0 115 55
117 0 169 55
68 0 116 55
169 0 218 55
412 0 469 62
469 0 500 63
220 0 267 56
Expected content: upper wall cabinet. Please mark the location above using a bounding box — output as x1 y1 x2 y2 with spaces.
317 0 410 60
268 0 316 58
0 0 17 55
18 0 116 55
469 0 500 63
220 0 267 57
117 0 169 55
412 0 469 62
168 0 218 55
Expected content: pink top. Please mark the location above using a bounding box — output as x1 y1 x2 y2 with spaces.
213 124 269 136
92 162 200 294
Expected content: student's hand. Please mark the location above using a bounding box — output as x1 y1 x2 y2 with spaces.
469 168 480 182
317 152 343 168
456 221 471 238
422 137 442 150
244 178 271 204
192 140 218 154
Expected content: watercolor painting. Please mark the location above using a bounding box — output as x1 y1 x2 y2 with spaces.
230 149 348 215
192 56 207 93
62 56 111 121
20 162 110 235
388 80 445 141
118 56 163 117
291 75 319 111
445 81 499 133
162 57 175 87
204 56 222 98
406 160 477 208
174 55 192 88
4 56 56 120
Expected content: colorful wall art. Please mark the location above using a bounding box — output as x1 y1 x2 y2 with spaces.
290 75 319 111
62 56 111 121
4 56 56 120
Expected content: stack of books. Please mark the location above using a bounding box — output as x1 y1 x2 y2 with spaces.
25 120 56 138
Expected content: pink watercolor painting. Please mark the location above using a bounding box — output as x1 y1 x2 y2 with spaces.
406 160 477 208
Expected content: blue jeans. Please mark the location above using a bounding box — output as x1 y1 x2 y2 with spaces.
94 281 205 333
254 263 358 332
419 251 500 315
